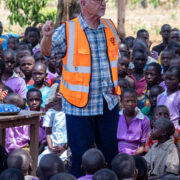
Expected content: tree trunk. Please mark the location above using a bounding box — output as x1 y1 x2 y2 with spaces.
55 0 80 28
117 0 126 39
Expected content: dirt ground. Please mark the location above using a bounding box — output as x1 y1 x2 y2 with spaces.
0 1 180 46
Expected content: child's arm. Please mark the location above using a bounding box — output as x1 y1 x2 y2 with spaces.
46 127 59 153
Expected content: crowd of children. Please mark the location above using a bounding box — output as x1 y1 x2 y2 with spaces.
0 18 180 180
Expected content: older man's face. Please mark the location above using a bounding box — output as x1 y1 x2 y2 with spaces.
83 0 106 17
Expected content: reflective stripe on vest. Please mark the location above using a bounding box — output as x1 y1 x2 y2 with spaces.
65 21 91 74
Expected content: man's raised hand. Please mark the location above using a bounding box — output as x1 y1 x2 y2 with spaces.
42 20 54 37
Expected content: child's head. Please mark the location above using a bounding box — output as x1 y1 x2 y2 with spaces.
32 62 47 85
37 153 65 180
121 88 137 114
7 36 19 51
48 56 57 71
124 36 135 50
160 24 171 42
81 148 106 175
161 49 175 72
93 169 118 180
0 168 24 180
133 156 148 180
132 48 147 72
7 149 32 176
170 57 180 67
27 88 42 111
153 105 170 122
136 29 149 45
169 29 180 43
50 173 77 180
149 85 164 109
34 51 46 64
20 55 35 77
145 63 162 88
3 49 16 74
119 43 129 55
165 66 180 92
150 118 175 141
27 27 40 48
4 93 25 109
118 53 130 78
111 153 137 180
16 48 32 66
118 78 130 91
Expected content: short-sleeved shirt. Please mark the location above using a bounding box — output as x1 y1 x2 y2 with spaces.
27 85 50 108
43 109 67 147
144 138 180 176
157 91 180 128
117 108 151 155
51 14 119 116
2 72 26 99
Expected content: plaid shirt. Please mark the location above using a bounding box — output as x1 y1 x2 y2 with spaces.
51 15 119 116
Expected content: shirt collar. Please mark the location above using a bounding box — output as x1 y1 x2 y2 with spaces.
119 107 144 120
155 138 174 150
78 14 107 31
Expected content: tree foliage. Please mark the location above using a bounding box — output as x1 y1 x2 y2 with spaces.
4 0 56 27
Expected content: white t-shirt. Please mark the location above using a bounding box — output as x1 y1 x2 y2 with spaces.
43 109 67 146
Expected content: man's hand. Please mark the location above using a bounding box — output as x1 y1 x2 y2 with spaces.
42 21 54 37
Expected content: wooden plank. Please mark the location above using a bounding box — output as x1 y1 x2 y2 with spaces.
30 118 39 176
0 111 44 122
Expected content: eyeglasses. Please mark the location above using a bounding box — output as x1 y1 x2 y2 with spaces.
92 0 108 3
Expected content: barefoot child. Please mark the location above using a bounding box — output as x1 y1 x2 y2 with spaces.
117 88 150 155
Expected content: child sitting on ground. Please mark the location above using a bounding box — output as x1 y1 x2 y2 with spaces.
117 88 150 155
78 149 106 180
38 88 67 164
157 66 180 128
144 105 180 153
20 56 35 86
27 62 50 107
144 118 180 178
27 88 46 153
111 153 137 180
7 149 38 180
141 85 164 121
138 62 162 109
1 49 26 99
37 153 65 180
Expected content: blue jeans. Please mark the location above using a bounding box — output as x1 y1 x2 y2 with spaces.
66 101 119 178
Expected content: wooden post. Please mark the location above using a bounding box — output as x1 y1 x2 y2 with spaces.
117 0 126 38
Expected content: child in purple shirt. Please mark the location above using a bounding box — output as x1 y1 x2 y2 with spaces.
157 66 180 128
78 149 106 180
117 88 151 155
1 49 26 99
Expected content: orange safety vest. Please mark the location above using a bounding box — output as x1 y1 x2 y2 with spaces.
60 17 121 108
